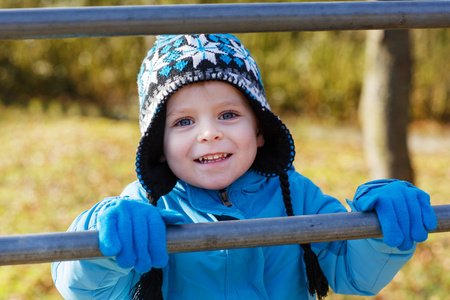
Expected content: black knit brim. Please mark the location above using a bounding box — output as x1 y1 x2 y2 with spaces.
136 102 178 200
249 100 295 177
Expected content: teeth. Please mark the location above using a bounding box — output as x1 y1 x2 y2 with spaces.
198 153 229 163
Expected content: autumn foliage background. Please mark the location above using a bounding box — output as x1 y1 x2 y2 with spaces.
1 1 450 299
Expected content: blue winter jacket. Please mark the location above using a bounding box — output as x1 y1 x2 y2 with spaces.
52 168 415 299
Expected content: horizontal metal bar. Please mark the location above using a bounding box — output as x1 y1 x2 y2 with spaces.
0 205 449 265
1 1 450 40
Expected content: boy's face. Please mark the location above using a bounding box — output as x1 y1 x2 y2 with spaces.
163 81 265 190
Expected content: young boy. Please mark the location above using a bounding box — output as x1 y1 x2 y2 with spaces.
52 34 437 300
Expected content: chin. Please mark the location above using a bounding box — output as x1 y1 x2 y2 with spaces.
183 172 245 191
200 183 229 191
189 178 233 191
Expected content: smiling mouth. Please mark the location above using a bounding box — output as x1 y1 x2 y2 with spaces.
195 153 231 164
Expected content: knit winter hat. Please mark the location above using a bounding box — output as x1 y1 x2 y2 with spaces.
136 34 295 200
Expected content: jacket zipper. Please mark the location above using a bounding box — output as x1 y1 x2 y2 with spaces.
218 189 233 207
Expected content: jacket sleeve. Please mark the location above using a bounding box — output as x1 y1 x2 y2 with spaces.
290 171 415 296
51 181 146 300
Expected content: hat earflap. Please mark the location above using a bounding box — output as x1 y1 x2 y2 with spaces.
136 103 178 201
250 100 295 177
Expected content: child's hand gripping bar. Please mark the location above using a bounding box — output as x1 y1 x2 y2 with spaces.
0 205 449 266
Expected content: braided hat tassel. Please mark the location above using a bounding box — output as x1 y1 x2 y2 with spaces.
278 168 329 299
301 244 329 299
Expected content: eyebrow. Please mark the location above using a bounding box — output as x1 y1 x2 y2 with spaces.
166 100 245 117
166 108 192 120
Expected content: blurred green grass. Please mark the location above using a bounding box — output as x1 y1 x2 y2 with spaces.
1 105 450 299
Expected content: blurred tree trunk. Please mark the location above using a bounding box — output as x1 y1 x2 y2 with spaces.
359 29 414 183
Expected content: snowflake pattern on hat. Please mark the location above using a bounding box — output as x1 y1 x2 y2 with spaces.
177 35 225 68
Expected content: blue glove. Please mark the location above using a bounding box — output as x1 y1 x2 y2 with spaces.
97 197 185 273
349 179 437 251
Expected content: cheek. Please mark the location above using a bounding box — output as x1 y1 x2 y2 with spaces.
163 132 189 164
162 133 175 163
163 141 180 177
238 129 261 159
244 121 264 148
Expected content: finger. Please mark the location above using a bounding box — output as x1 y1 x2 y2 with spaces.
391 186 414 250
417 189 438 232
404 187 429 243
397 239 414 251
132 209 153 273
115 207 137 269
147 210 169 268
98 209 122 257
375 197 404 248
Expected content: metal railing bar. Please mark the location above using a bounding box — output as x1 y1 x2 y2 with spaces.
1 1 450 40
1 205 449 266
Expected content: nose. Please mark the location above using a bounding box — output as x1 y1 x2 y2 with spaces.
197 120 223 143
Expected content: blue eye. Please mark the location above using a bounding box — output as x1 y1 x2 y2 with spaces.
220 112 237 120
175 119 194 126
